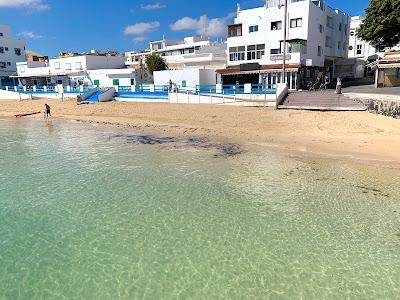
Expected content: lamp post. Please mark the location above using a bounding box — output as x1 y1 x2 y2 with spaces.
279 0 289 85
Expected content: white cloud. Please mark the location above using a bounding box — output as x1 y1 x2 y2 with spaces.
124 21 160 44
124 22 160 36
170 14 235 37
18 31 44 39
141 2 166 10
0 0 49 11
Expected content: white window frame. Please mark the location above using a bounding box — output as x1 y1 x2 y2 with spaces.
75 62 82 70
54 62 61 69
65 63 72 70
249 25 259 33
290 18 302 28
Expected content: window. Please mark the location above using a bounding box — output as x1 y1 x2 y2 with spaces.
397 68 400 79
319 24 324 33
20 66 25 73
270 48 281 54
338 42 341 50
7 62 11 66
94 80 100 86
54 62 60 69
5 47 8 51
327 16 333 28
0 47 3 53
0 62 6 69
271 21 282 30
349 46 353 51
229 46 245 61
228 24 242 37
249 25 258 33
318 46 322 56
181 80 187 88
65 63 71 70
325 36 333 48
130 79 135 85
339 23 342 31
0 33 3 37
247 44 265 60
290 18 302 28
356 44 362 55
14 48 21 56
113 79 119 86
287 40 307 54
75 62 82 70
350 31 355 36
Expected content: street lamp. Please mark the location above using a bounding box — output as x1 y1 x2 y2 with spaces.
278 0 288 84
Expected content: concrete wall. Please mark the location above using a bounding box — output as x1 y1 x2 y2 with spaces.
383 69 400 87
85 55 125 70
169 91 276 106
86 69 136 87
0 89 31 100
154 69 218 88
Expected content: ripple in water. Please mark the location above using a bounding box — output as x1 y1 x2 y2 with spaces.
0 118 400 299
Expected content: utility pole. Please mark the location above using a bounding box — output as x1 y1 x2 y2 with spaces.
282 0 288 84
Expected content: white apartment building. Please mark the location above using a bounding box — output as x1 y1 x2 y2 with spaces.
125 36 227 71
0 25 26 87
219 0 350 90
348 16 376 60
15 53 131 87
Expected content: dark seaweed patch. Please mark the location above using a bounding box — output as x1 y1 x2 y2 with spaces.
353 185 390 198
109 133 242 158
126 135 177 145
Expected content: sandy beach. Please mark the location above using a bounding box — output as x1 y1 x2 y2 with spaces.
1 99 400 166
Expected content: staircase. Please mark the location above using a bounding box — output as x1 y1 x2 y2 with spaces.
279 91 366 111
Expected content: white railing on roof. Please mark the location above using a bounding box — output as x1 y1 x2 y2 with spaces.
266 0 306 8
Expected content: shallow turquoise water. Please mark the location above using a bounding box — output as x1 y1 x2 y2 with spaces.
1 117 400 299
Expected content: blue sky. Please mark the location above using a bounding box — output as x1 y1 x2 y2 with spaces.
0 0 369 57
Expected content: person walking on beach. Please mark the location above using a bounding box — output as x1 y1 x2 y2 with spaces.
44 104 51 118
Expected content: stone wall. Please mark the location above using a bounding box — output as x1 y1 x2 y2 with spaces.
360 98 400 118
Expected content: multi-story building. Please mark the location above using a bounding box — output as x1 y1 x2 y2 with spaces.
217 0 350 90
15 51 134 87
125 36 227 71
348 16 376 60
0 25 26 87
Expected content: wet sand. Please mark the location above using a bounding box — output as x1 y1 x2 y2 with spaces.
1 99 400 166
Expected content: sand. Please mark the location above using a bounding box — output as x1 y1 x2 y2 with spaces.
1 99 400 166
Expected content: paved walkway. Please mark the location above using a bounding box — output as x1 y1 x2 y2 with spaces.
279 91 366 111
343 85 400 98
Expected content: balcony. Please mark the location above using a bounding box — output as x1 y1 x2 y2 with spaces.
228 24 242 38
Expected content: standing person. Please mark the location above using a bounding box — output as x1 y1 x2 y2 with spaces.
324 75 330 90
168 79 173 92
335 77 342 94
44 104 51 118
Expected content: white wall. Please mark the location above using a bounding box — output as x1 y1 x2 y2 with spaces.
0 25 26 84
85 55 125 70
86 69 136 87
154 69 218 88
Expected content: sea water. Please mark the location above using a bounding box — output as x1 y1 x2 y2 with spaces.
1 118 400 299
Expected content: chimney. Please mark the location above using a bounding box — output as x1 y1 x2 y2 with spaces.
236 3 241 16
